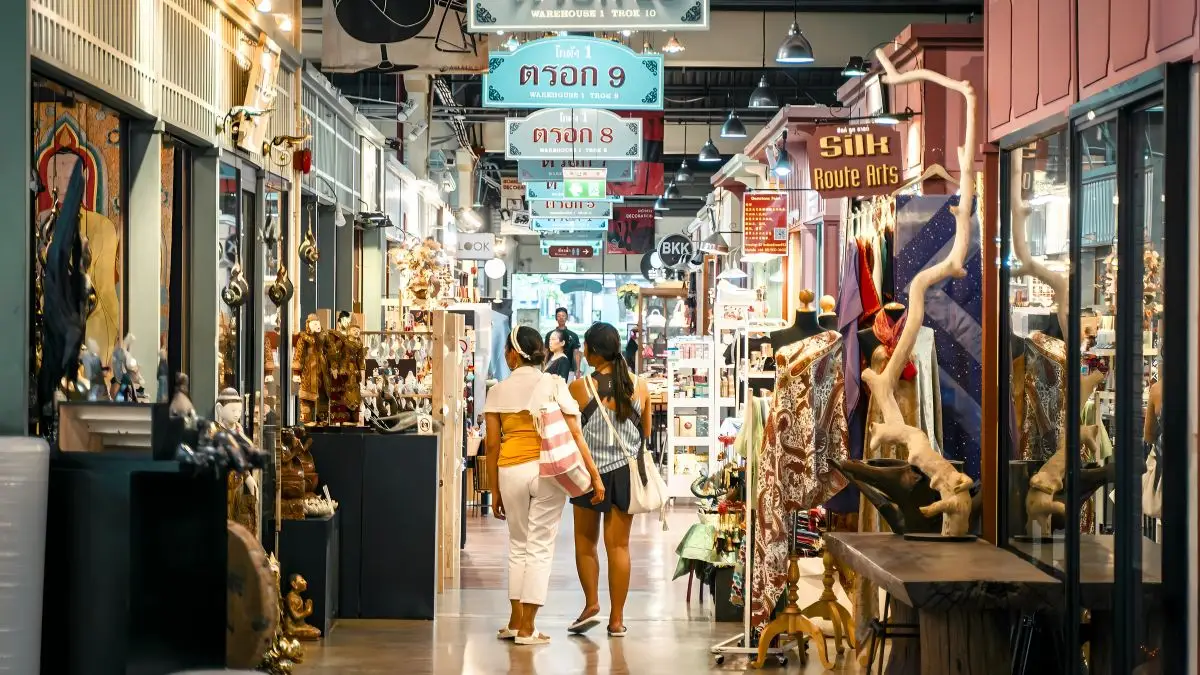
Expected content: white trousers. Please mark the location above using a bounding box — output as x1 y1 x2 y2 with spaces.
498 460 566 606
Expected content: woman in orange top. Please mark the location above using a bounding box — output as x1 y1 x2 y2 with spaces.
484 326 604 645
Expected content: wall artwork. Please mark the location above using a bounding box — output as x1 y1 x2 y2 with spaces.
33 81 125 368
607 206 656 254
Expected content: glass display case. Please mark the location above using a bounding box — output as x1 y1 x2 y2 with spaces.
635 287 688 376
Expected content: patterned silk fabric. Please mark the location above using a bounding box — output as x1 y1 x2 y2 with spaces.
751 331 848 636
1021 332 1067 462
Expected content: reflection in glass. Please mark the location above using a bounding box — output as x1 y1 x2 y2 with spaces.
218 163 240 392
262 188 285 428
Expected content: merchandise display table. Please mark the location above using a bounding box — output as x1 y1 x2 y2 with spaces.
825 533 1061 675
1009 534 1163 674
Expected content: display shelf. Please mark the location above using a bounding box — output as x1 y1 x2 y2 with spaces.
666 336 718 499
672 398 712 407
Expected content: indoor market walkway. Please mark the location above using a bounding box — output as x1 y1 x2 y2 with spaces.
297 504 864 674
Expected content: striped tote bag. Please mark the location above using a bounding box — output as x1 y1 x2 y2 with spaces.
532 376 591 497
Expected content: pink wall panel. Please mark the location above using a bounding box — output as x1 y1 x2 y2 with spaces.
1010 0 1041 116
1038 0 1073 103
1153 0 1198 51
1110 0 1152 71
987 0 1013 132
1077 0 1111 87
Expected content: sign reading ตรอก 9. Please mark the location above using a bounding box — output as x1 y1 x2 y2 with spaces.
469 0 709 33
484 36 664 111
506 108 644 161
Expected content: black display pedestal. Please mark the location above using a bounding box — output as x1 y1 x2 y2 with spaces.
308 430 439 619
42 454 227 675
269 513 340 635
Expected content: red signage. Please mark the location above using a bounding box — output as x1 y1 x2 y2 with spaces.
742 192 788 256
807 123 903 199
548 245 595 258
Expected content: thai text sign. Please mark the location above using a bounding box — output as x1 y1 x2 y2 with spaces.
469 0 709 33
526 181 621 201
529 199 614 220
507 108 643 160
548 245 596 258
517 159 635 183
742 192 788 255
807 124 903 199
484 36 664 111
532 218 610 232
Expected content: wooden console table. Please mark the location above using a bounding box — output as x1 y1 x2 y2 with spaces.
825 533 1061 675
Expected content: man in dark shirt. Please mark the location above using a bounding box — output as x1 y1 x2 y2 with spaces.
545 307 582 380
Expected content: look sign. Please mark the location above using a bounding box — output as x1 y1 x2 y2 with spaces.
484 36 664 111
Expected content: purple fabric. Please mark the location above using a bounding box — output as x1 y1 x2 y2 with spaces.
837 240 864 415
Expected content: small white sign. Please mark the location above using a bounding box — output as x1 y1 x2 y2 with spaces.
457 233 496 260
558 258 579 273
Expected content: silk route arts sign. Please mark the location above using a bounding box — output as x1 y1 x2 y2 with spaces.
484 36 663 111
469 0 709 32
807 124 903 199
529 199 614 220
517 159 635 183
507 108 643 161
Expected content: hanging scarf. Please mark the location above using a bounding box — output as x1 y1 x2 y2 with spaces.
872 311 917 380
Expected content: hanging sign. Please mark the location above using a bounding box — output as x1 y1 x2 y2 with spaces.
469 0 709 33
532 218 610 232
656 233 694 269
548 245 596 259
506 108 643 160
518 159 635 183
484 36 664 111
562 167 609 199
525 181 622 201
529 199 614 220
742 192 788 256
807 124 903 199
608 206 656 254
455 233 496 260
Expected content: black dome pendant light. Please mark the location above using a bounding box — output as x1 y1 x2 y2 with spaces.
776 0 815 64
749 12 778 109
674 124 694 184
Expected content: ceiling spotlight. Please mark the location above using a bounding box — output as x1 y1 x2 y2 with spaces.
674 159 694 184
748 75 778 109
773 150 793 177
255 0 272 11
720 110 747 138
842 56 868 77
776 22 815 64
698 137 721 163
662 34 685 54
874 112 901 125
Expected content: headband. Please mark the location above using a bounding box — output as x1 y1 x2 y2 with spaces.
509 326 530 359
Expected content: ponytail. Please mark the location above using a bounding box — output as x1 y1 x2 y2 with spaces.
609 352 635 422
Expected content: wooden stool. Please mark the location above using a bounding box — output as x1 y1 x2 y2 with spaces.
802 550 857 655
752 554 833 670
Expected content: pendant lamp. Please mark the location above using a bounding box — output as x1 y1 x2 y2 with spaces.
674 125 693 183
717 260 748 281
663 34 685 54
749 75 777 109
841 56 868 77
776 2 815 64
701 231 730 255
698 126 721 164
665 182 682 200
721 110 747 139
654 196 667 212
772 131 793 177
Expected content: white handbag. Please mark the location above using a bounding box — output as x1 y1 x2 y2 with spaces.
585 376 668 524
1141 447 1163 519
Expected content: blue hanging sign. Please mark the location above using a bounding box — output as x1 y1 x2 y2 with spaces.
517 159 635 183
506 108 643 160
484 37 663 111
469 0 709 33
529 199 614 220
525 181 623 202
531 218 610 232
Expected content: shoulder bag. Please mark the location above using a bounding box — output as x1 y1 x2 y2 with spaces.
531 374 592 497
585 375 668 524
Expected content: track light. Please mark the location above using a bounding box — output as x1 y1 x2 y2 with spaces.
720 110 747 138
748 76 778 109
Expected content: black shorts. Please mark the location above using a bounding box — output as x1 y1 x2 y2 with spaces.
570 463 631 514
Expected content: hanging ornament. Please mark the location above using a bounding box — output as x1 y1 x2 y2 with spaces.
267 264 294 306
298 206 319 282
221 262 250 308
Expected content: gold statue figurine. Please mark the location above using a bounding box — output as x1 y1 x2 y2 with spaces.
284 574 322 641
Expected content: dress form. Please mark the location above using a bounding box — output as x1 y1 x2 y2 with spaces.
770 290 827 350
818 294 838 331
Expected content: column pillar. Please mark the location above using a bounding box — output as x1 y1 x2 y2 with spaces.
0 0 30 434
125 119 163 401
189 150 220 411
361 228 384 329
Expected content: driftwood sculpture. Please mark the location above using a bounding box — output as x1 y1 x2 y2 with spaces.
853 49 979 537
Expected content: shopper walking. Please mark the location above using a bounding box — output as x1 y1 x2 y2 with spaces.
566 322 653 637
545 307 582 380
483 325 604 646
544 330 573 381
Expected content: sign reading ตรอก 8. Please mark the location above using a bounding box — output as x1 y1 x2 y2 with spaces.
484 36 664 111
469 0 709 33
806 124 903 199
506 108 644 160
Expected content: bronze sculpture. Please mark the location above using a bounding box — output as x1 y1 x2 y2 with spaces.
292 314 325 424
283 574 322 641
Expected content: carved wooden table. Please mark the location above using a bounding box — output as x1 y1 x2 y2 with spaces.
826 533 1062 675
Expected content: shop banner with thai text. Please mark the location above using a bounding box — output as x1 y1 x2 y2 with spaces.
742 192 788 255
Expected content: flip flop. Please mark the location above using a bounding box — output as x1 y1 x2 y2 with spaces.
497 628 518 640
568 616 602 635
607 625 627 638
514 633 551 645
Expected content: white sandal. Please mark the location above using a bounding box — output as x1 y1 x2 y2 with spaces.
514 633 551 645
497 628 518 640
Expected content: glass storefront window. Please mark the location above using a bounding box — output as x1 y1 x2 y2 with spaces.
218 163 240 392
749 257 784 319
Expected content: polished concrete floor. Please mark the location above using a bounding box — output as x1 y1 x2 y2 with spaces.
296 504 866 674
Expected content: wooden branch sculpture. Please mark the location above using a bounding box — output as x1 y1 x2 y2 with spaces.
858 49 978 536
1009 150 1069 333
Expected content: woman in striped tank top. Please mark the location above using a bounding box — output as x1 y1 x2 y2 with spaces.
565 322 652 638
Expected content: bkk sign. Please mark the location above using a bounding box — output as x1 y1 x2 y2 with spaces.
484 36 664 111
529 199 614 220
742 192 788 256
517 159 635 183
506 108 643 160
532 218 610 232
469 0 709 32
657 233 694 268
807 124 903 199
